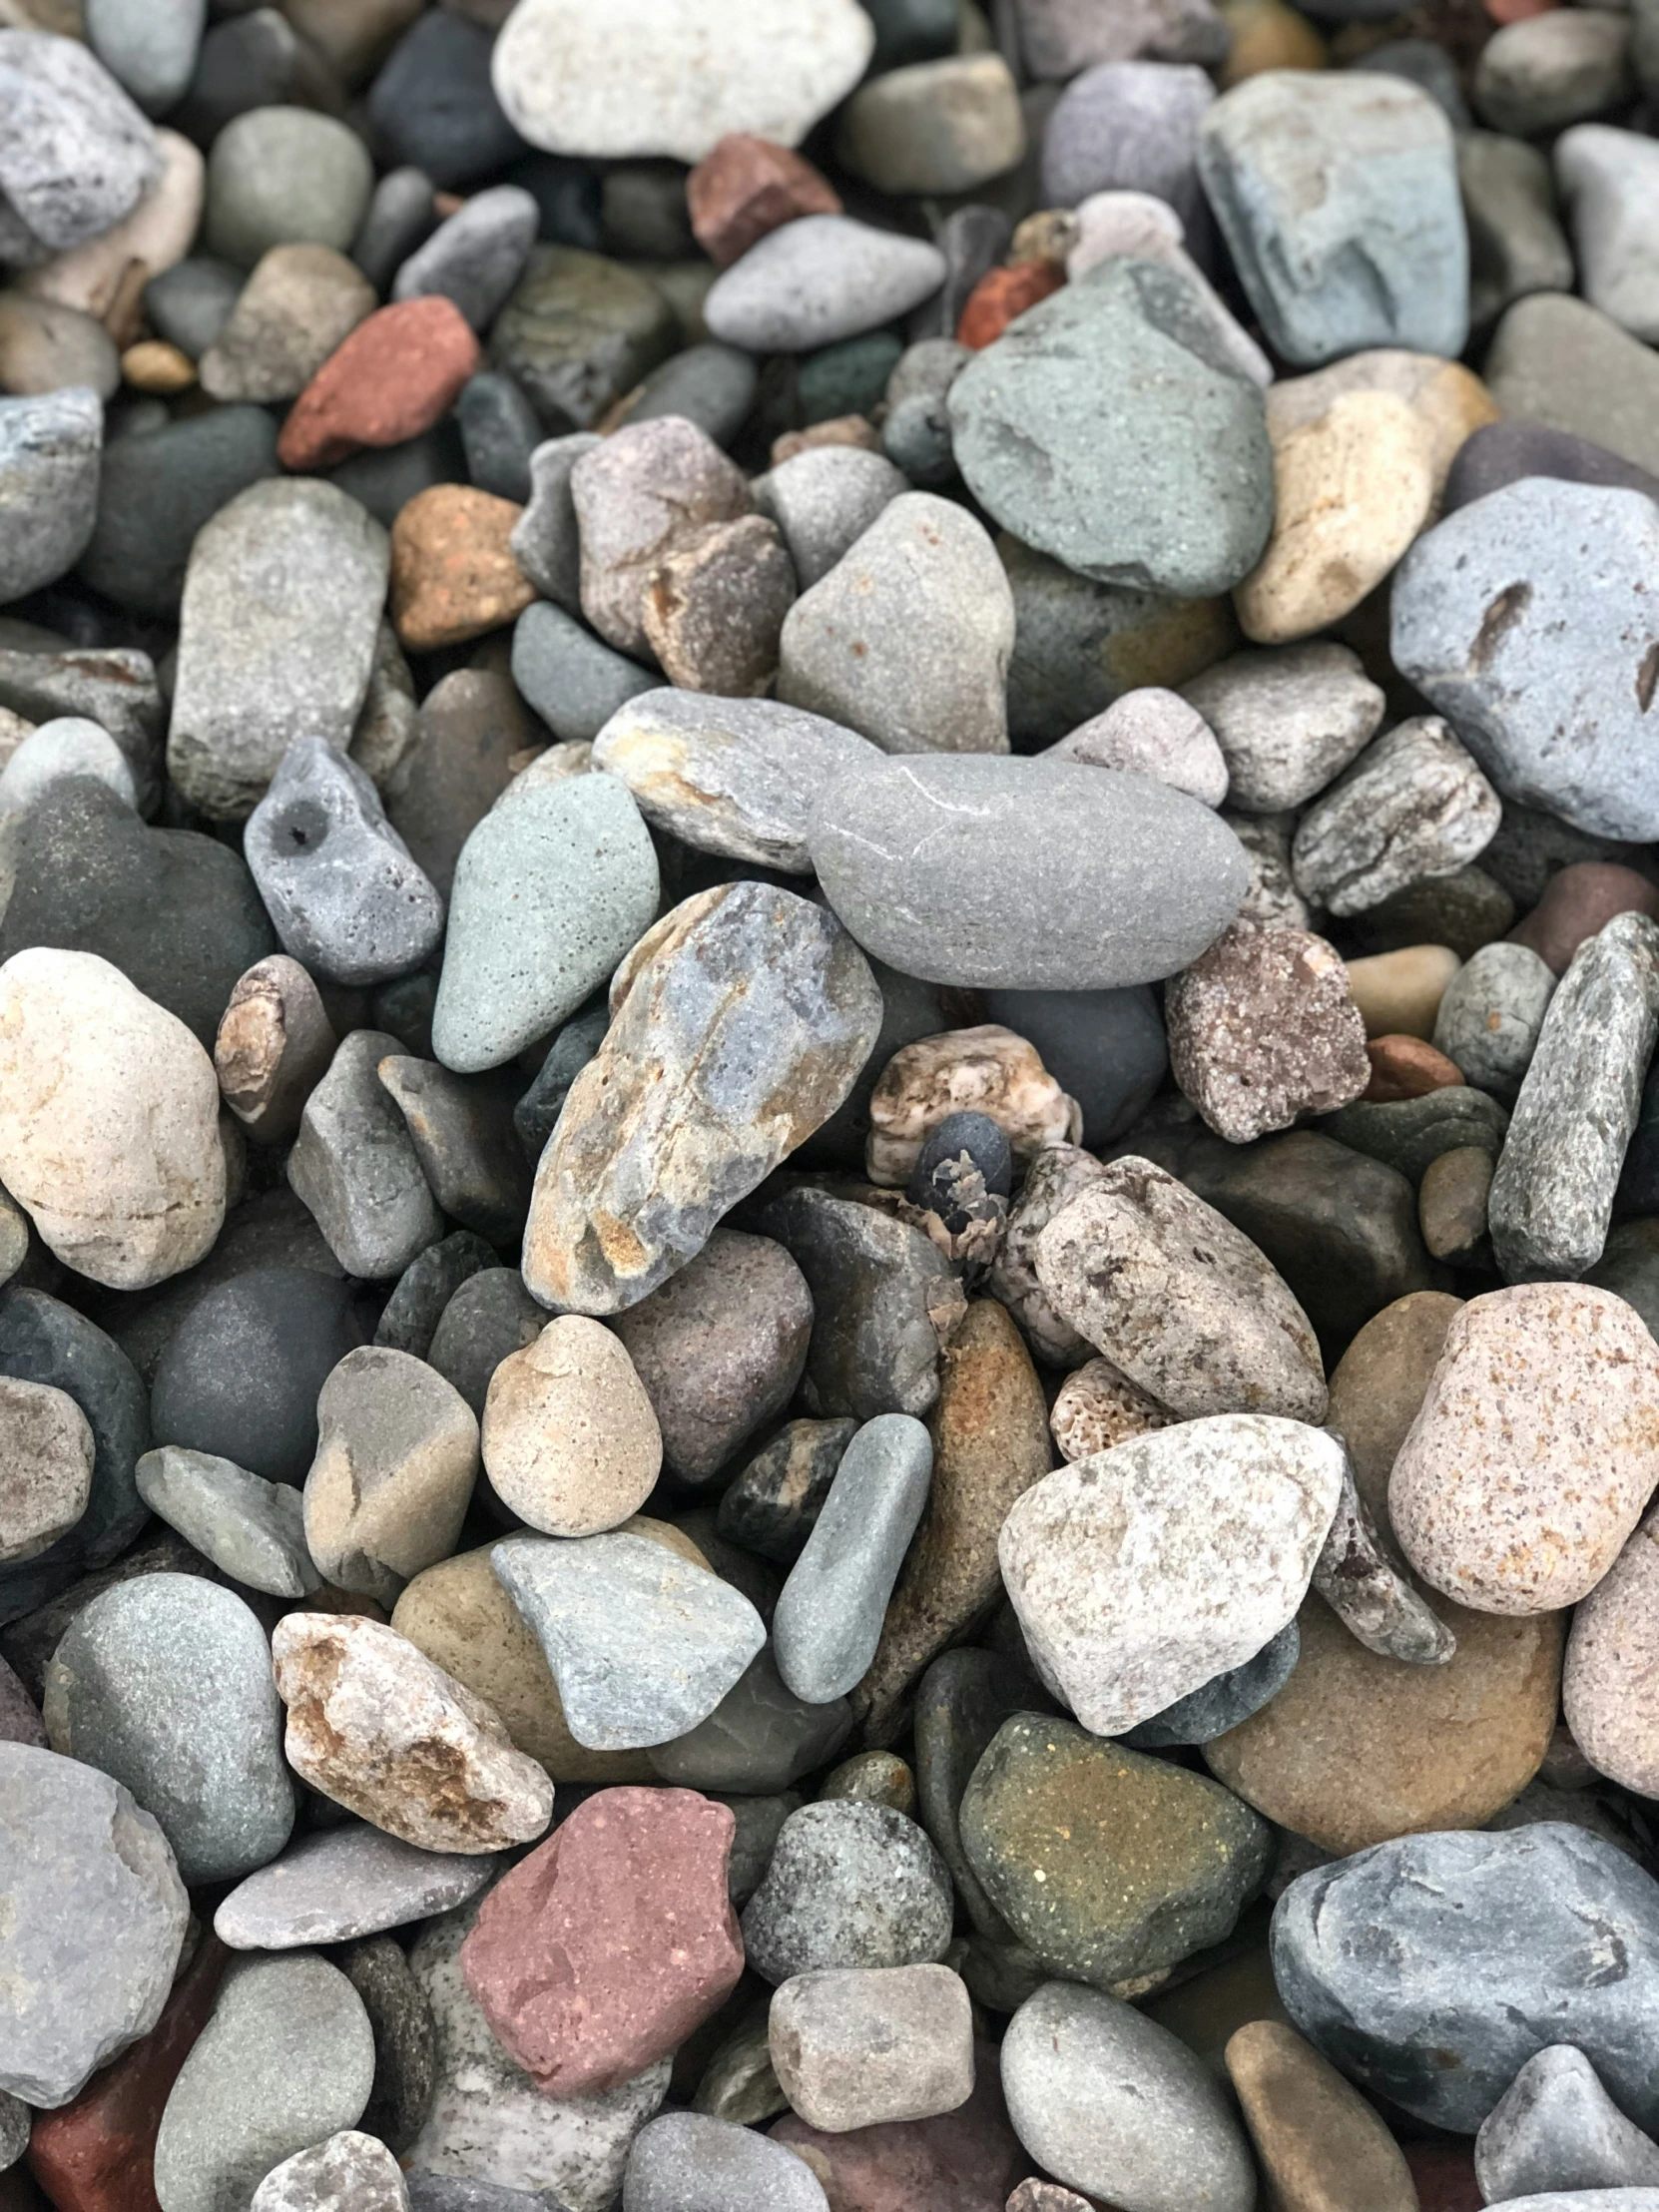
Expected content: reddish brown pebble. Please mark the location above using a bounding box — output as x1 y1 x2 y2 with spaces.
27 1936 228 2212
390 484 536 654
687 133 842 268
1364 1033 1464 1101
1508 860 1659 975
459 1785 743 2097
956 263 1066 350
771 2050 1027 2212
276 296 481 471
1404 2140 1483 2212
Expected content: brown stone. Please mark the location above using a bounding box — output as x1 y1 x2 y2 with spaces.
1218 0 1327 82
819 1750 916 1816
1344 944 1461 1040
957 262 1066 349
1364 1033 1463 1102
687 134 843 269
771 2046 1027 2212
852 1302 1051 1746
770 415 884 465
0 1651 44 1746
1564 1502 1659 1796
641 514 797 696
459 1786 743 2096
1418 1145 1492 1265
214 958 339 1146
1203 1588 1562 1855
1404 2142 1482 2212
1225 2019 1415 2212
1325 1289 1461 1552
1508 860 1659 975
276 296 481 471
383 668 539 897
26 1935 229 2212
1143 1935 1290 2075
572 417 751 660
389 485 536 653
1049 1357 1173 1462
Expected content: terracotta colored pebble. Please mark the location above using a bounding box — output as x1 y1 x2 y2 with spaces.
957 263 1066 350
1507 860 1659 976
1364 1034 1464 1102
26 1935 229 2212
276 296 481 472
389 484 536 653
687 133 843 269
460 1786 744 2097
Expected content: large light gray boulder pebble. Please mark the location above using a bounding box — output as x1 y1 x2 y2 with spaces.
1476 2046 1659 2203
705 216 946 352
0 387 102 605
741 1801 954 1984
0 30 161 265
287 1029 443 1280
135 1445 318 1599
1433 941 1557 1103
1041 60 1215 237
623 2112 829 2212
216 1824 497 1951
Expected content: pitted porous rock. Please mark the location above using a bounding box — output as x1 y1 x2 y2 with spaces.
1165 920 1371 1143
865 1026 1082 1187
271 1612 554 1853
1049 1357 1175 1462
1390 1283 1659 1616
1312 1439 1456 1665
522 884 882 1316
1291 718 1503 918
1182 643 1385 814
999 1414 1345 1736
1033 1157 1329 1421
986 1143 1113 1366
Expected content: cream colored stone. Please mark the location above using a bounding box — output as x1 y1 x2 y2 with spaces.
18 130 203 321
1343 944 1461 1040
1234 392 1434 646
1564 1504 1659 1796
0 1377 94 1564
481 1316 663 1537
214 954 338 1146
1263 348 1500 518
1050 1357 1174 1463
0 948 226 1289
865 1024 1081 1186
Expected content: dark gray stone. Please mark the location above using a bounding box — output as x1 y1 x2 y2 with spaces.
740 1800 954 1985
489 245 678 435
426 1267 546 1416
396 188 540 335
351 167 436 297
456 372 543 504
513 1001 609 1160
175 12 343 147
715 1418 857 1566
79 405 278 617
1122 1622 1302 1747
647 1646 851 1794
617 342 759 449
365 11 525 188
913 1646 1041 1940
376 1057 533 1247
1444 419 1659 515
329 424 467 529
1321 1088 1510 1185
339 1933 439 2155
982 986 1167 1147
143 257 245 360
375 1231 497 1362
508 434 598 611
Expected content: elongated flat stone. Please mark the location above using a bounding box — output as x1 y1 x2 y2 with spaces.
216 1824 498 1950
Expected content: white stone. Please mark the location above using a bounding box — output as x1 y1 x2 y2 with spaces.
0 1377 93 1565
250 2131 407 2212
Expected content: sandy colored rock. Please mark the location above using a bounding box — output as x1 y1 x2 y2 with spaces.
1325 1290 1461 1550
199 245 377 406
122 339 197 393
0 1375 93 1565
1263 349 1499 516
1225 2019 1419 2212
865 1026 1081 1187
986 1143 1111 1366
572 416 752 660
390 485 536 654
1205 1587 1561 1854
1167 920 1370 1142
1391 1284 1659 1615
0 947 225 1290
1049 1358 1174 1462
688 132 842 267
1565 1504 1659 1797
278 297 481 471
1344 944 1461 1039
214 954 338 1146
481 1315 662 1536
272 1611 554 1853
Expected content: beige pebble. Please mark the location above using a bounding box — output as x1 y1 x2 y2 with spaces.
986 1142 1110 1366
866 1024 1081 1186
0 948 226 1289
1050 1357 1174 1462
1344 944 1461 1039
199 243 376 405
1325 1289 1462 1557
121 339 196 393
482 1316 663 1537
1264 347 1500 518
1418 1145 1492 1265
214 954 339 1145
769 1963 975 2133
1564 1505 1659 1795
0 1377 94 1565
1391 1283 1659 1615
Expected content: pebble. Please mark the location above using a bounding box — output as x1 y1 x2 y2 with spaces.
278 296 480 473
0 1376 92 1566
1226 2020 1419 2212
1041 61 1216 235
754 446 905 590
1050 1358 1173 1460
704 216 947 353
481 1316 661 1535
1476 2046 1659 2202
1048 687 1229 808
425 1271 548 1419
1181 643 1384 814
0 387 103 606
1431 941 1556 1102
839 54 1025 195
717 1419 856 1565
251 2132 409 2212
742 1800 954 1983
273 1610 555 1850
153 1954 376 2212
0 30 162 265
77 404 278 619
489 244 679 436
287 1029 443 1279
392 185 539 335
1555 126 1659 344
343 1936 438 2159
511 599 656 744
0 295 120 402
458 372 543 503
216 1824 496 1951
0 1742 187 2108
1511 861 1659 977
1344 943 1462 1041
1484 294 1659 480
374 1057 530 1245
390 483 536 654
625 2112 830 2212
770 1963 974 2133
1475 10 1632 135
1124 1619 1302 1747
205 107 375 269
1291 718 1501 917
647 1645 849 1794
199 244 374 406
135 1445 317 1598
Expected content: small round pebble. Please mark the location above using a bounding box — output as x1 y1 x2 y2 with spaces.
481 1316 663 1536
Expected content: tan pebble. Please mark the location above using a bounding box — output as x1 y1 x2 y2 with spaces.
770 414 882 464
122 338 196 393
0 1377 94 1565
199 243 376 405
1009 209 1080 265
1564 1505 1659 1795
818 1749 916 1816
214 953 338 1145
1264 347 1500 518
482 1315 663 1537
986 1142 1111 1366
1225 2017 1421 2212
1344 943 1461 1039
866 1024 1081 1185
1325 1289 1461 1555
1050 1357 1173 1462
1418 1145 1492 1264
389 484 535 654
1218 0 1327 82
641 513 796 697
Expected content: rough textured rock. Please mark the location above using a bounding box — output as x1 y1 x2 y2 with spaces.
627 2111 830 2211
0 1377 92 1566
865 1027 1079 1187
1311 1446 1455 1666
742 1800 954 1984
215 955 339 1145
769 1963 974 2134
1432 942 1555 1104
287 1029 443 1281
1183 643 1384 815
0 387 104 605
1292 719 1502 918
1167 920 1370 1142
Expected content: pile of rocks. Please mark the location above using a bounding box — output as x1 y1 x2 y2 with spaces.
7 0 1659 2207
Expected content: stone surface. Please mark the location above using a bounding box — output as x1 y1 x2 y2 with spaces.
199 245 374 407
570 417 749 660
1431 942 1555 1104
838 54 1024 196
1511 863 1659 979
1050 1358 1174 1462
1555 125 1659 344
1225 2019 1418 2212
688 134 842 268
626 2112 830 2212
0 30 161 264
0 388 104 606
389 484 536 655
1476 2046 1659 2202
1475 10 1631 134
489 246 678 435
0 1377 92 1567
1485 293 1659 480
742 1801 954 1984
394 186 539 334
1292 720 1501 918
217 1823 496 1951
867 1028 1076 1189
482 1316 661 1535
1565 1497 1659 1798
717 1419 856 1565
276 293 480 468
646 1645 850 1795
1048 687 1229 808
1124 1620 1301 1748
1181 643 1384 814
753 447 904 591
770 1963 974 2133
250 2133 408 2212
136 1446 317 1599
1344 947 1465 1046
1311 1446 1455 1666
1041 60 1216 235
287 1029 443 1281
704 216 945 352
204 106 374 268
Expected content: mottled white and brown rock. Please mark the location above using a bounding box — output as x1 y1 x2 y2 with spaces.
865 1026 1082 1187
986 1143 1112 1366
1291 717 1502 919
482 1316 662 1535
571 417 752 660
272 1612 554 1853
214 954 338 1145
1049 1358 1174 1463
0 1377 93 1565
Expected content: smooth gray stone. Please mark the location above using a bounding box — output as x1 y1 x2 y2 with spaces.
431 771 659 1074
1392 479 1659 843
375 1231 496 1363
1555 123 1659 346
1433 942 1557 1103
1323 1086 1510 1186
204 107 375 269
1459 132 1575 333
287 1029 444 1281
1474 10 1632 136
509 436 600 610
42 1571 294 1885
773 1414 931 1705
143 257 245 359
247 738 444 989
592 689 880 874
491 1529 767 1750
1121 1621 1302 1747
1354 36 1469 124
1197 71 1467 366
1041 60 1215 241
86 0 203 112
740 1800 954 1985
351 166 436 296
703 216 946 353
752 447 908 591
135 1445 319 1599
1273 1823 1659 2134
0 387 102 605
1477 2046 1659 2203
330 425 467 530
216 1824 498 1950
154 1954 376 2212
623 2113 830 2212
948 257 1272 599
618 342 758 448
0 1741 187 2108
457 373 543 504
645 1644 850 1792
0 29 160 264
1444 420 1659 519
1488 911 1659 1282
1309 1450 1454 1666
982 985 1166 1148
809 753 1248 989
376 1056 533 1246
78 403 277 618
715 1790 802 1906
513 1002 608 1160
393 184 539 331
510 598 657 744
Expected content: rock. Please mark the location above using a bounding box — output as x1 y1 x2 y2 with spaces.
523 885 880 1314
1448 422 1659 521
564 417 744 659
392 185 538 335
838 55 1024 196
382 668 536 898
1000 1981 1255 2212
425 1271 548 1419
374 1060 532 1247
340 1934 438 2158
510 602 656 750
287 1030 443 1280
1050 1359 1173 1462
1511 862 1659 979
866 1028 1078 1188
1488 914 1659 1280
1225 2020 1418 2212
1352 865 1516 964
217 1823 495 1953
1197 73 1466 366
1554 126 1659 344
250 2132 408 2212
152 1955 375 2212
1311 1446 1455 1665
1419 1145 1492 1265
0 1378 91 1566
907 1113 1013 1254
389 485 535 655
948 259 1271 600
0 387 102 606
770 1965 973 2134
771 2051 1026 2212
277 297 479 476
76 404 277 620
1475 10 1631 134
430 772 657 1077
1431 943 1555 1103
717 1419 857 1565
204 107 374 269
1365 1036 1464 1104
1259 345 1498 520
1485 294 1659 481
1290 719 1500 918
646 1646 850 1794
135 1446 317 1599
489 245 678 435
199 245 375 406
1476 2047 1659 2203
481 1317 661 1536
459 1788 742 2096
168 478 388 822
0 1743 187 2108
0 31 161 265
1001 1414 1342 1735
508 433 598 608
1274 1824 1659 2133
625 2112 830 2212
1041 60 1215 238
1047 688 1229 808
705 216 946 354
742 1801 954 1983
1020 0 1226 70
1123 1621 1301 1748
752 447 903 593
1181 643 1384 815
688 134 843 268
272 1611 554 1851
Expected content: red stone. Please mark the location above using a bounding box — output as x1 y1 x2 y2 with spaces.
771 2047 1027 2212
1403 2140 1482 2212
276 295 480 472
27 1936 228 2212
687 135 842 269
957 263 1066 350
1508 860 1659 975
1364 1034 1464 1102
459 1786 743 2097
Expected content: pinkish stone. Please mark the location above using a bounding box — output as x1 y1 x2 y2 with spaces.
771 2047 1027 2212
460 1786 743 2096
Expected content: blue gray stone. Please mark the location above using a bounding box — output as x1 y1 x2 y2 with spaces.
510 435 600 610
143 258 244 359
982 986 1167 1148
135 1445 319 1599
616 342 759 449
1041 61 1215 242
85 0 204 114
1122 1621 1301 1748
457 373 543 504
752 446 908 591
78 402 277 618
1476 2046 1659 2203
704 216 946 353
215 1823 498 1951
1432 942 1556 1104
0 29 161 264
624 2113 830 2212
0 387 102 605
393 184 540 331
510 599 656 743
740 1800 954 1984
